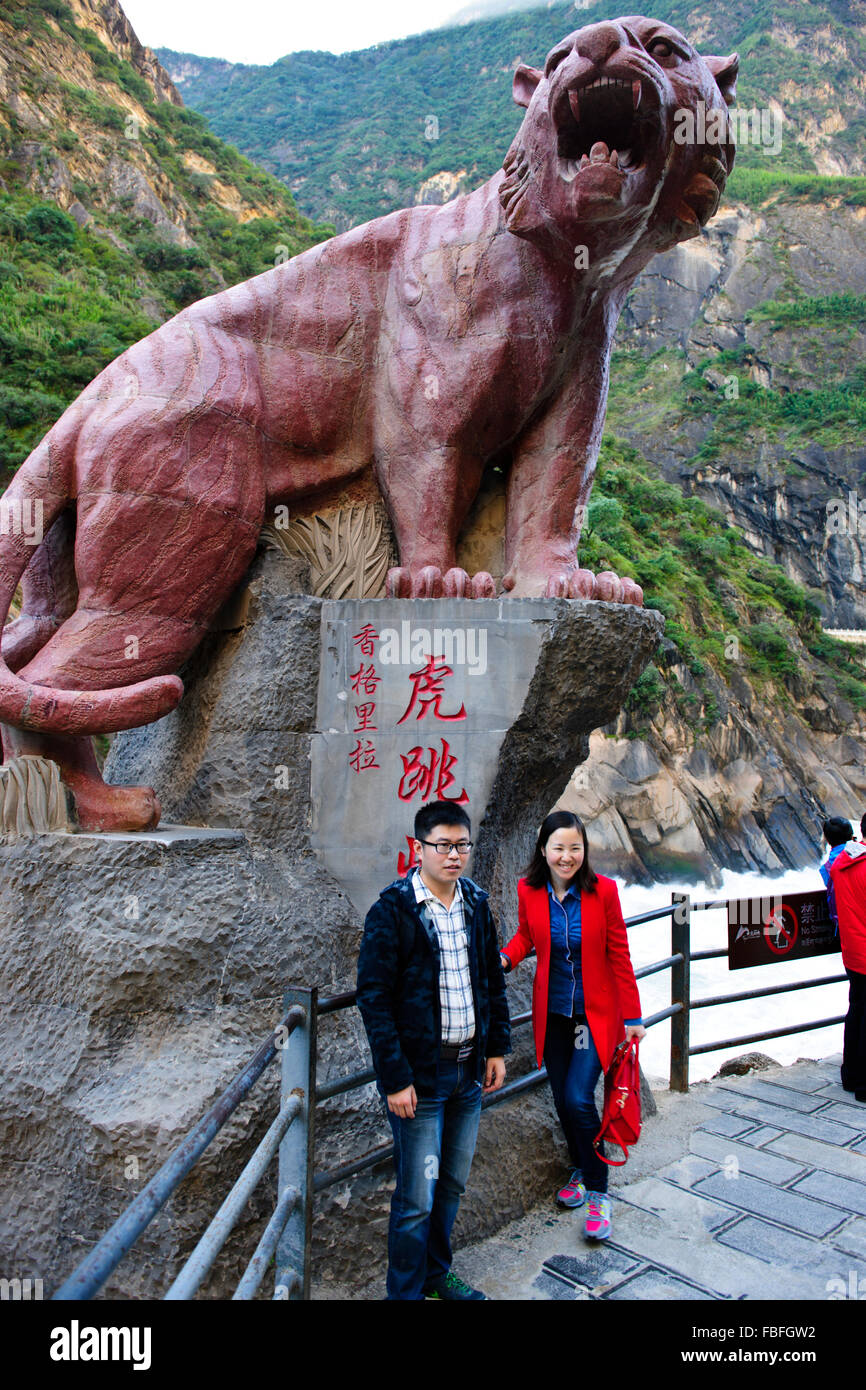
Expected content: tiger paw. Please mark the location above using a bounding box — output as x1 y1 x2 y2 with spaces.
386 566 497 599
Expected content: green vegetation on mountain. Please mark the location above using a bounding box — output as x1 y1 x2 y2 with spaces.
160 0 866 230
0 192 152 472
586 437 866 729
0 0 331 479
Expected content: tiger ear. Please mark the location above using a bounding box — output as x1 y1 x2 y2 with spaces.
705 53 739 107
513 63 543 108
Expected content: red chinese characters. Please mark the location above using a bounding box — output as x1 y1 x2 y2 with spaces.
397 739 468 804
397 836 420 877
349 739 380 774
348 627 380 774
396 654 467 725
395 653 469 813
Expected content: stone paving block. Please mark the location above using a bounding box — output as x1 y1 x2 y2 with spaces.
831 1216 866 1261
763 1068 844 1094
605 1269 716 1300
657 1154 720 1190
792 1169 866 1217
715 1077 831 1113
766 1130 866 1182
617 1177 734 1232
600 1199 827 1300
532 1270 579 1300
700 1112 757 1139
814 1083 858 1103
700 1091 862 1144
543 1247 640 1290
693 1172 847 1237
717 1215 866 1289
734 1125 785 1147
690 1131 807 1185
818 1102 866 1131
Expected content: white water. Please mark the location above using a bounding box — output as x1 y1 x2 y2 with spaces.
615 866 848 1086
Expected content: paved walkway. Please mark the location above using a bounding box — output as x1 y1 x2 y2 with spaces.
456 1053 866 1301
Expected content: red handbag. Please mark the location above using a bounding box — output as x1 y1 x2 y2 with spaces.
593 1037 641 1166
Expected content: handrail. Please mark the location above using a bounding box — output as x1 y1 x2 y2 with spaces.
235 1185 300 1301
164 1092 302 1300
689 1015 847 1056
52 1003 305 1301
692 972 847 1010
53 881 849 1302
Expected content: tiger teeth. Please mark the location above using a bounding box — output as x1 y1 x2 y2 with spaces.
584 77 633 91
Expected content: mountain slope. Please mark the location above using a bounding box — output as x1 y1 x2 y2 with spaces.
159 0 866 232
0 0 332 479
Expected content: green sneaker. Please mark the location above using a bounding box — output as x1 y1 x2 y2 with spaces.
425 1270 486 1300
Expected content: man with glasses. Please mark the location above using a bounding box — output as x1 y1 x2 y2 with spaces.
357 799 510 1299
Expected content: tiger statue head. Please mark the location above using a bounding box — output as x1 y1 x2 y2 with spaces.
500 15 738 274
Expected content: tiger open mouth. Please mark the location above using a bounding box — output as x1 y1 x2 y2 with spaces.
552 73 659 179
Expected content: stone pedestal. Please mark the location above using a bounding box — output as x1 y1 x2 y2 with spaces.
0 548 663 1297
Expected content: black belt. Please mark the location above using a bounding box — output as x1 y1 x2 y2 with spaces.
440 1041 475 1061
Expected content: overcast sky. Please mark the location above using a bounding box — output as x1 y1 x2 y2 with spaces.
122 0 468 63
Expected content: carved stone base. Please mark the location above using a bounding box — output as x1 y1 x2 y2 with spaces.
0 548 663 1297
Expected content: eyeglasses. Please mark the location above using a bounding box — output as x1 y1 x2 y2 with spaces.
418 839 473 856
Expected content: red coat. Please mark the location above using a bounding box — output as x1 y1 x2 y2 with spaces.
502 875 642 1072
829 843 866 974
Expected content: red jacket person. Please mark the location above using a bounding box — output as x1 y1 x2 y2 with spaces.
500 810 643 1241
829 830 866 1100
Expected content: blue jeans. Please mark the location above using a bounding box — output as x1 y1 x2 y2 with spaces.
381 1059 483 1300
543 1011 607 1194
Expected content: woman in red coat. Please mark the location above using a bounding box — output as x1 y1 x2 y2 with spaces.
500 811 644 1240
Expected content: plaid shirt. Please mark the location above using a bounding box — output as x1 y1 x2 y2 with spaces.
413 870 475 1045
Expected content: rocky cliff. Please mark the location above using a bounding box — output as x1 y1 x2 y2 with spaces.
0 0 331 480
609 194 866 632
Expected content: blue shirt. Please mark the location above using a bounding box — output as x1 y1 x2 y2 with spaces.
547 881 584 1017
545 881 643 1027
821 842 848 932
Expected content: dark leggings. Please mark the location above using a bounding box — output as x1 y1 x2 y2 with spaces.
543 1011 608 1194
842 968 866 1093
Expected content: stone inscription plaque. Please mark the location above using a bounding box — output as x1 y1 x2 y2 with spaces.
310 599 559 917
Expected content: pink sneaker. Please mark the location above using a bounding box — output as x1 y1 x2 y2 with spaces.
584 1191 612 1240
556 1169 586 1208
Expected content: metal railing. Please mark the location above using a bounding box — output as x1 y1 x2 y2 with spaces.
662 891 846 1090
53 890 847 1300
53 996 313 1302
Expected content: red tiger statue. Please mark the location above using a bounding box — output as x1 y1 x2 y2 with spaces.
0 16 737 829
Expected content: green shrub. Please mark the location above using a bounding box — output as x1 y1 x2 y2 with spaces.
23 204 76 249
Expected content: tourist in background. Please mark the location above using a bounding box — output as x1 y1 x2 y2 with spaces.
499 810 644 1241
820 816 854 929
828 817 866 1102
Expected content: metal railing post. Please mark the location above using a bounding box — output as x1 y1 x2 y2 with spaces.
670 892 691 1092
275 985 317 1300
